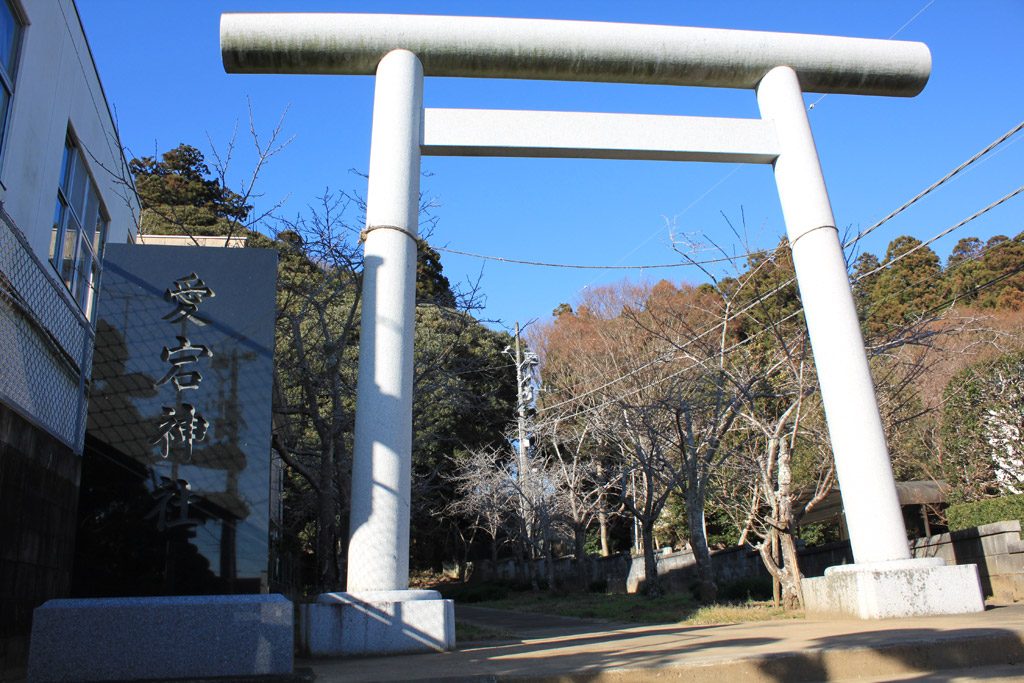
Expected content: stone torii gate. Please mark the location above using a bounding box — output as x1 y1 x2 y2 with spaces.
221 13 984 655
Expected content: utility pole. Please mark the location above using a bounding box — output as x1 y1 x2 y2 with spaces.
507 321 538 554
514 321 528 503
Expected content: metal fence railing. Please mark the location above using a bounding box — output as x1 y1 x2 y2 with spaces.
0 205 93 452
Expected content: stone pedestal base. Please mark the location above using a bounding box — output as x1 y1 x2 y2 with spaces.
297 589 455 657
27 595 293 682
802 558 986 619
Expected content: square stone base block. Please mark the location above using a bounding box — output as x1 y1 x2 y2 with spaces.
803 558 986 619
28 594 293 682
298 589 455 657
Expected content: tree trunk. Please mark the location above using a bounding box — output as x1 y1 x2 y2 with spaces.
640 520 661 596
599 509 611 557
574 524 589 588
758 532 802 610
779 530 804 609
317 447 339 590
776 437 803 609
771 529 781 606
535 504 557 593
684 485 718 602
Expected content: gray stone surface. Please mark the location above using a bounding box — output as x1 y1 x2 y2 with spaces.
803 559 985 619
28 594 293 682
298 591 454 657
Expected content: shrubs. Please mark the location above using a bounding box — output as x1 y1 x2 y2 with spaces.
436 582 510 603
946 494 1024 531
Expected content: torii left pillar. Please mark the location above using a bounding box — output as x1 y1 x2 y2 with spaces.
298 49 455 657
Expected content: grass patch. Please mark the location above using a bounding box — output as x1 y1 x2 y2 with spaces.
455 621 515 642
684 602 799 625
472 590 800 626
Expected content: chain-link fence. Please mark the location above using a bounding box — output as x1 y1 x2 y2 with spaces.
0 205 93 452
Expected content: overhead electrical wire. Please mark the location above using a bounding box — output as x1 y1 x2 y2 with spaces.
537 184 1024 418
546 243 1023 424
433 245 753 270
844 119 1024 248
854 183 1024 281
807 0 937 111
432 119 1024 273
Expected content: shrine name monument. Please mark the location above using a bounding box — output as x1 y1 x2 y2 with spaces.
234 12 981 660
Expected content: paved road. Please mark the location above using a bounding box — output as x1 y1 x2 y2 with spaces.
306 603 1024 682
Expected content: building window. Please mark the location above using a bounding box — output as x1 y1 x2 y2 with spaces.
50 136 108 319
0 0 22 158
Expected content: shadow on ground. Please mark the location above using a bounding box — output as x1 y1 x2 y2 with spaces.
307 604 1024 682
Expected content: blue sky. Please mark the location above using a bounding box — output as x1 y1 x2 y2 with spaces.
77 1 1024 331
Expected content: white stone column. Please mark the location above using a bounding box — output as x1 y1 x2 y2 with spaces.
347 49 423 592
758 66 983 619
756 65 909 565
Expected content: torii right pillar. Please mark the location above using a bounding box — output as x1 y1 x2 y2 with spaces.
758 65 984 618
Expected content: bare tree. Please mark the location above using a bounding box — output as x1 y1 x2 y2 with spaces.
269 190 364 589
536 416 614 585
444 447 515 564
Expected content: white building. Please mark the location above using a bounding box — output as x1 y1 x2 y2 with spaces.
0 0 137 667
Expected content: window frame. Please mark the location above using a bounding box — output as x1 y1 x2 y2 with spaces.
0 0 25 175
50 133 109 321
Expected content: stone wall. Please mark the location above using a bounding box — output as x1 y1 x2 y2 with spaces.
470 544 773 594
469 521 1024 602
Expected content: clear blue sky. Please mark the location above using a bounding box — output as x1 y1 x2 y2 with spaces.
77 1 1024 331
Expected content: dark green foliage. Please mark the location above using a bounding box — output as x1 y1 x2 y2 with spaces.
410 307 517 568
416 243 456 307
797 522 843 548
941 350 1024 502
865 235 943 333
729 239 802 345
131 144 251 236
947 494 1024 531
946 234 1024 310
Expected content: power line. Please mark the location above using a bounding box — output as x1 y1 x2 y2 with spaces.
538 186 1024 418
854 184 1024 281
844 119 1024 248
433 245 754 270
546 248 1022 424
433 119 1024 273
808 0 937 111
499 119 1024 414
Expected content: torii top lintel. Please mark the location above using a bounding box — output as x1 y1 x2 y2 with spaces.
220 13 930 97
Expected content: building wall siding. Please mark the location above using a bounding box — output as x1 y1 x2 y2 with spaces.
0 0 137 670
0 0 136 262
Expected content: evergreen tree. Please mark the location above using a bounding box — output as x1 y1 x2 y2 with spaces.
130 144 251 237
869 236 943 330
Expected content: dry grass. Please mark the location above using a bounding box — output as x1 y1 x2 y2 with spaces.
472 590 801 626
455 621 515 642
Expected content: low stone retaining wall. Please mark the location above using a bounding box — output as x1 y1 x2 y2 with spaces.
471 544 773 594
470 521 1024 601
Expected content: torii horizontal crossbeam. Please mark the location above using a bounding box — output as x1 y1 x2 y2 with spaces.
422 109 779 163
221 13 931 96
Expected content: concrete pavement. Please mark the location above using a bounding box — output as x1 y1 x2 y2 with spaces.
305 603 1024 682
